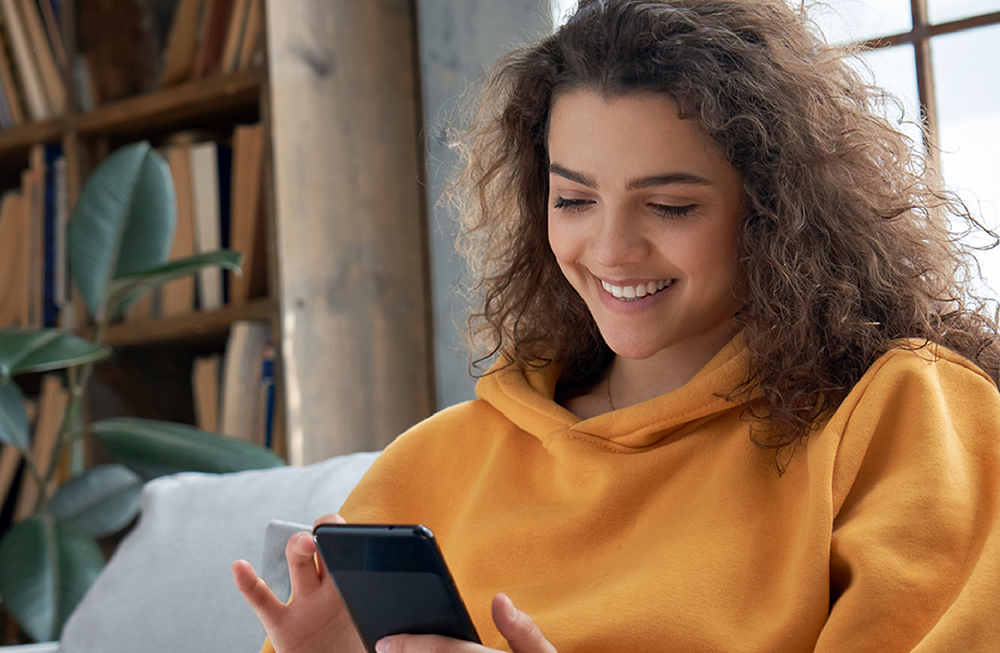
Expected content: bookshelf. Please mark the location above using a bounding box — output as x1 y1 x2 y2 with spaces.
0 0 286 459
0 0 436 468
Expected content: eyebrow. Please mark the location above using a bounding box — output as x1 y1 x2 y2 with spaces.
549 163 712 190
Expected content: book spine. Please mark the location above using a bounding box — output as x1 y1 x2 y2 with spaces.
217 142 232 305
0 15 26 125
0 0 50 120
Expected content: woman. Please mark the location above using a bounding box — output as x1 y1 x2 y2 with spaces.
235 1 1000 651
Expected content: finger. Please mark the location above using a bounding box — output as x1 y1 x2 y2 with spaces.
375 633 484 653
312 512 347 529
492 594 557 653
286 530 324 597
232 560 286 628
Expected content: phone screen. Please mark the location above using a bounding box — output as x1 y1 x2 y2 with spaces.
313 524 480 651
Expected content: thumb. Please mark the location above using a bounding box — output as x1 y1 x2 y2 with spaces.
491 594 557 653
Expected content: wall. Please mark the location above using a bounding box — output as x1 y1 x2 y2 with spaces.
416 0 554 409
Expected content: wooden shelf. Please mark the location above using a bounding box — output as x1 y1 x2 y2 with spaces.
77 70 261 136
100 298 276 347
0 70 261 157
0 118 63 159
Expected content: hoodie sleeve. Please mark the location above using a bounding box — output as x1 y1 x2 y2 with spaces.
816 348 1000 651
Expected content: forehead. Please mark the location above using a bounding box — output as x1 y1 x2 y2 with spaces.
546 89 729 176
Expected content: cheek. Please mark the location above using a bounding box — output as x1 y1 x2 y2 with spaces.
547 214 575 266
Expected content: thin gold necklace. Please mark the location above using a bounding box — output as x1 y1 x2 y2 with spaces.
605 370 615 411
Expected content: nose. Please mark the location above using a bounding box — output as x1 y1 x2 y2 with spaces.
592 205 650 268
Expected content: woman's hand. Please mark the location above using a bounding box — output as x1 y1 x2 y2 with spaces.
232 513 364 653
375 593 557 653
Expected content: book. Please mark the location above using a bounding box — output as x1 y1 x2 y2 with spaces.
16 0 64 115
159 0 205 87
192 0 235 80
53 153 72 330
21 153 44 328
162 139 197 317
0 14 26 126
36 0 68 75
0 73 11 128
219 0 248 75
236 0 261 70
228 122 266 303
42 142 61 327
192 354 222 432
252 342 275 447
219 320 269 442
0 191 28 327
0 0 49 120
189 140 232 311
14 374 67 521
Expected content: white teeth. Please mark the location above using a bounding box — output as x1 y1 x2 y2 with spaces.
600 279 673 301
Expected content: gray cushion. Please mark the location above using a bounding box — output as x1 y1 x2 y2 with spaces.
57 451 379 653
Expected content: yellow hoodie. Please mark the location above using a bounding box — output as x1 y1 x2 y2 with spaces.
289 339 1000 651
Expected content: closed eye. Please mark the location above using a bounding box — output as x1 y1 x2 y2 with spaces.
553 197 593 213
651 203 696 218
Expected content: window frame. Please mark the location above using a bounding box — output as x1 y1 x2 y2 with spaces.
857 3 1000 162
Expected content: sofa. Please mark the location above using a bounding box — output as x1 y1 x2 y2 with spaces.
2 450 380 653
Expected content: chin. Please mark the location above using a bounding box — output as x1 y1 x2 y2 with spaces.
600 333 665 360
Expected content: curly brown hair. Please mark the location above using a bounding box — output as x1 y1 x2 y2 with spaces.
449 0 1000 449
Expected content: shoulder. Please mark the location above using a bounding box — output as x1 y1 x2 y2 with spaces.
822 341 1000 516
825 340 1000 447
850 340 997 403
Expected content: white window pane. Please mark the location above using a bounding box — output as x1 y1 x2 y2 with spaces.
932 24 1000 294
858 44 924 151
806 0 912 44
928 0 1000 25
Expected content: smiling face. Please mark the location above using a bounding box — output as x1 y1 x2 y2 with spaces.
547 89 745 366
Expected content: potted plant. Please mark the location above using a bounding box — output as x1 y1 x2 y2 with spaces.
0 141 284 642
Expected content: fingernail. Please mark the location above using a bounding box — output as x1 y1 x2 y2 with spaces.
501 593 518 620
375 638 391 653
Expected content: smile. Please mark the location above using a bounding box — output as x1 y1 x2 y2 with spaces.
600 279 674 301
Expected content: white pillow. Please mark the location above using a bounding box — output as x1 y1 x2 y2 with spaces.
57 451 379 653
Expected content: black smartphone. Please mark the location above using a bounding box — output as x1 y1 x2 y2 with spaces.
312 523 481 652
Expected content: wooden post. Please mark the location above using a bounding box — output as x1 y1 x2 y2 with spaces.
265 0 434 464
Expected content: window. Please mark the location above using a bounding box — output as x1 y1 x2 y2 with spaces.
813 0 1000 293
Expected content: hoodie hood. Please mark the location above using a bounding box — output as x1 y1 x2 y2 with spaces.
475 336 750 449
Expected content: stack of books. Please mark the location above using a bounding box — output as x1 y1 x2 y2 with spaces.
0 0 68 128
159 0 264 88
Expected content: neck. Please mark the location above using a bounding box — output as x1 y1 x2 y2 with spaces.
608 328 738 409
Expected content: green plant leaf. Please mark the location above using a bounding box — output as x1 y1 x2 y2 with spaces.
0 382 29 450
0 328 111 381
49 464 144 537
0 328 59 379
0 514 104 642
68 141 176 321
90 417 285 478
105 250 243 316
